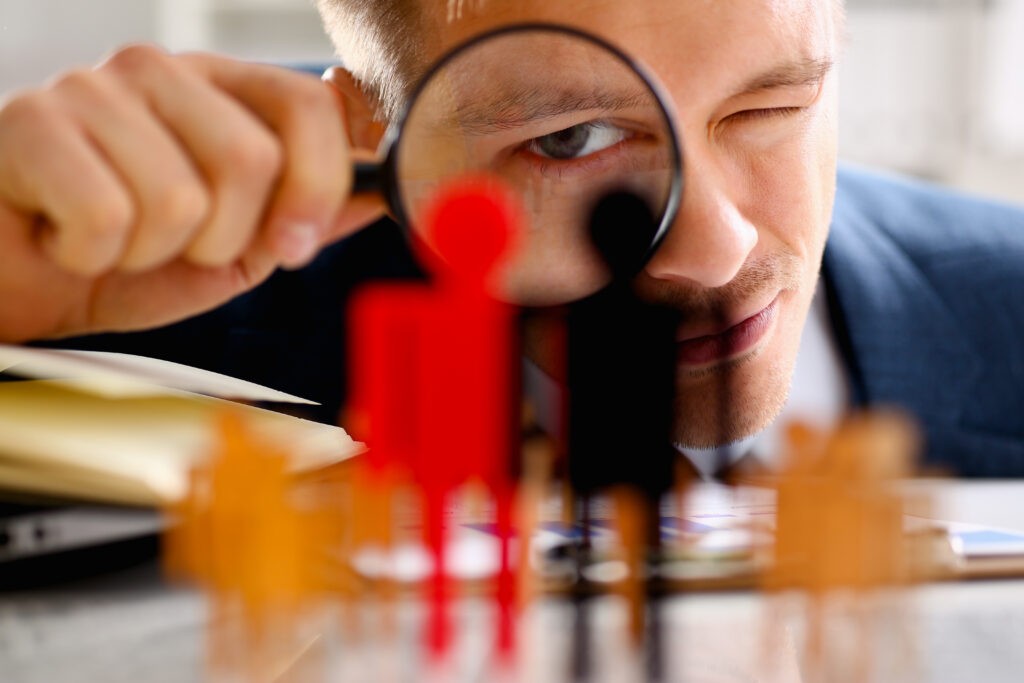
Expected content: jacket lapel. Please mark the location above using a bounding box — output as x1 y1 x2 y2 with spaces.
823 201 983 425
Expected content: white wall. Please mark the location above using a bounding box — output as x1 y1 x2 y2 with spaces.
0 0 160 94
838 0 1024 203
1 0 1023 203
0 0 333 96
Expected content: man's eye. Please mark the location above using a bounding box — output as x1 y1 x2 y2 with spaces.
729 106 805 122
525 122 628 160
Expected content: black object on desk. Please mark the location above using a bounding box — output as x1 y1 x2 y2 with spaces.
0 500 162 589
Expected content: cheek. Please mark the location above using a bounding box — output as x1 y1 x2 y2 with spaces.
734 117 836 266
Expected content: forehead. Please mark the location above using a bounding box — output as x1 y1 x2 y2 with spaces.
431 0 833 39
417 0 837 104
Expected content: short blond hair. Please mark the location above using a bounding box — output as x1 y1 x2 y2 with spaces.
314 0 426 120
315 0 846 121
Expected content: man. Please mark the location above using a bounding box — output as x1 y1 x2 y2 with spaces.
0 0 1021 475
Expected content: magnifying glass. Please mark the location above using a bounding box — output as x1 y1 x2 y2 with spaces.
349 23 683 305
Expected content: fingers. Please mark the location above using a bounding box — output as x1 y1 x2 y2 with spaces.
0 45 390 342
100 45 285 268
48 67 211 271
0 44 374 283
107 47 370 269
182 52 356 267
0 93 134 275
86 239 284 333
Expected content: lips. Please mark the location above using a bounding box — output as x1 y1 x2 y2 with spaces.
675 296 780 367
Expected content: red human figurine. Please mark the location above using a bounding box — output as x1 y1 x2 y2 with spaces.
347 176 522 661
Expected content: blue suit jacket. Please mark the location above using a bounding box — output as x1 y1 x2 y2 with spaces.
52 166 1024 476
825 166 1024 475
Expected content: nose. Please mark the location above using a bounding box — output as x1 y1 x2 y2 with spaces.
644 157 758 289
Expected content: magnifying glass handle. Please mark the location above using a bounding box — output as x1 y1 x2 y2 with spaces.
353 161 386 195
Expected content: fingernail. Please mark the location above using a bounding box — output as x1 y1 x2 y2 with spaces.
277 222 320 267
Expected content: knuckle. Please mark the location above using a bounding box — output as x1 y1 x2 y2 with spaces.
185 234 241 267
102 43 167 76
0 91 56 129
279 93 347 200
77 192 134 241
50 193 135 275
283 162 341 218
288 79 334 119
51 68 99 96
219 132 283 182
151 180 210 231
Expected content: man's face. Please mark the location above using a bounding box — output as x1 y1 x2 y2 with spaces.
407 0 840 448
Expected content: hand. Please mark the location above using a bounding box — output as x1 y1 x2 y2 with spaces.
0 45 385 342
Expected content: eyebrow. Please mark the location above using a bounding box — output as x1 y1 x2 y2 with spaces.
733 56 835 96
450 86 652 135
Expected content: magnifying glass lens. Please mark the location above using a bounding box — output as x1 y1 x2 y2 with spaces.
392 27 679 304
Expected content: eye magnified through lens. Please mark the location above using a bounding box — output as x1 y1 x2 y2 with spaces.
351 24 682 304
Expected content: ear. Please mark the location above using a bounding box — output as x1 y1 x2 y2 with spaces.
322 66 388 154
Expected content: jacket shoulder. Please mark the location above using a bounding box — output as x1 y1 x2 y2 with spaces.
833 165 1024 266
827 166 1024 475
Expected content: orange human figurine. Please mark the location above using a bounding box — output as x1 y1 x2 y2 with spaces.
165 411 333 681
766 412 920 683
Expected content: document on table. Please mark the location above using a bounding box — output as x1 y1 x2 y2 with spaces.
0 345 364 506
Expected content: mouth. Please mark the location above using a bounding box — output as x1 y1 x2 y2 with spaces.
675 295 780 368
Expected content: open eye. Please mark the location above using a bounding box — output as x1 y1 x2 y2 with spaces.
525 121 629 160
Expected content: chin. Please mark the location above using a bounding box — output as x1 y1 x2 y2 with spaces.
670 317 799 450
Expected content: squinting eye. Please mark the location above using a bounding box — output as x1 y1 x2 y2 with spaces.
729 106 805 122
525 122 628 160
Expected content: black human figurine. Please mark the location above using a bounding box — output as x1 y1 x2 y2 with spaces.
565 189 680 682
566 189 680 535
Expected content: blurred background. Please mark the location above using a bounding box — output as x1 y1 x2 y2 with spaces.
1 0 1022 204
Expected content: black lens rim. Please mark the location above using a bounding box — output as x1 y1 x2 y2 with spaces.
380 22 684 269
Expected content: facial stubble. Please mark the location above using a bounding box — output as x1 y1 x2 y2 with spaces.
636 253 806 449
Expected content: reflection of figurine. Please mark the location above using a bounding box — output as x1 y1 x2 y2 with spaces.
347 177 521 658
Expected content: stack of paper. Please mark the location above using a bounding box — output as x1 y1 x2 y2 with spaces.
0 345 364 506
